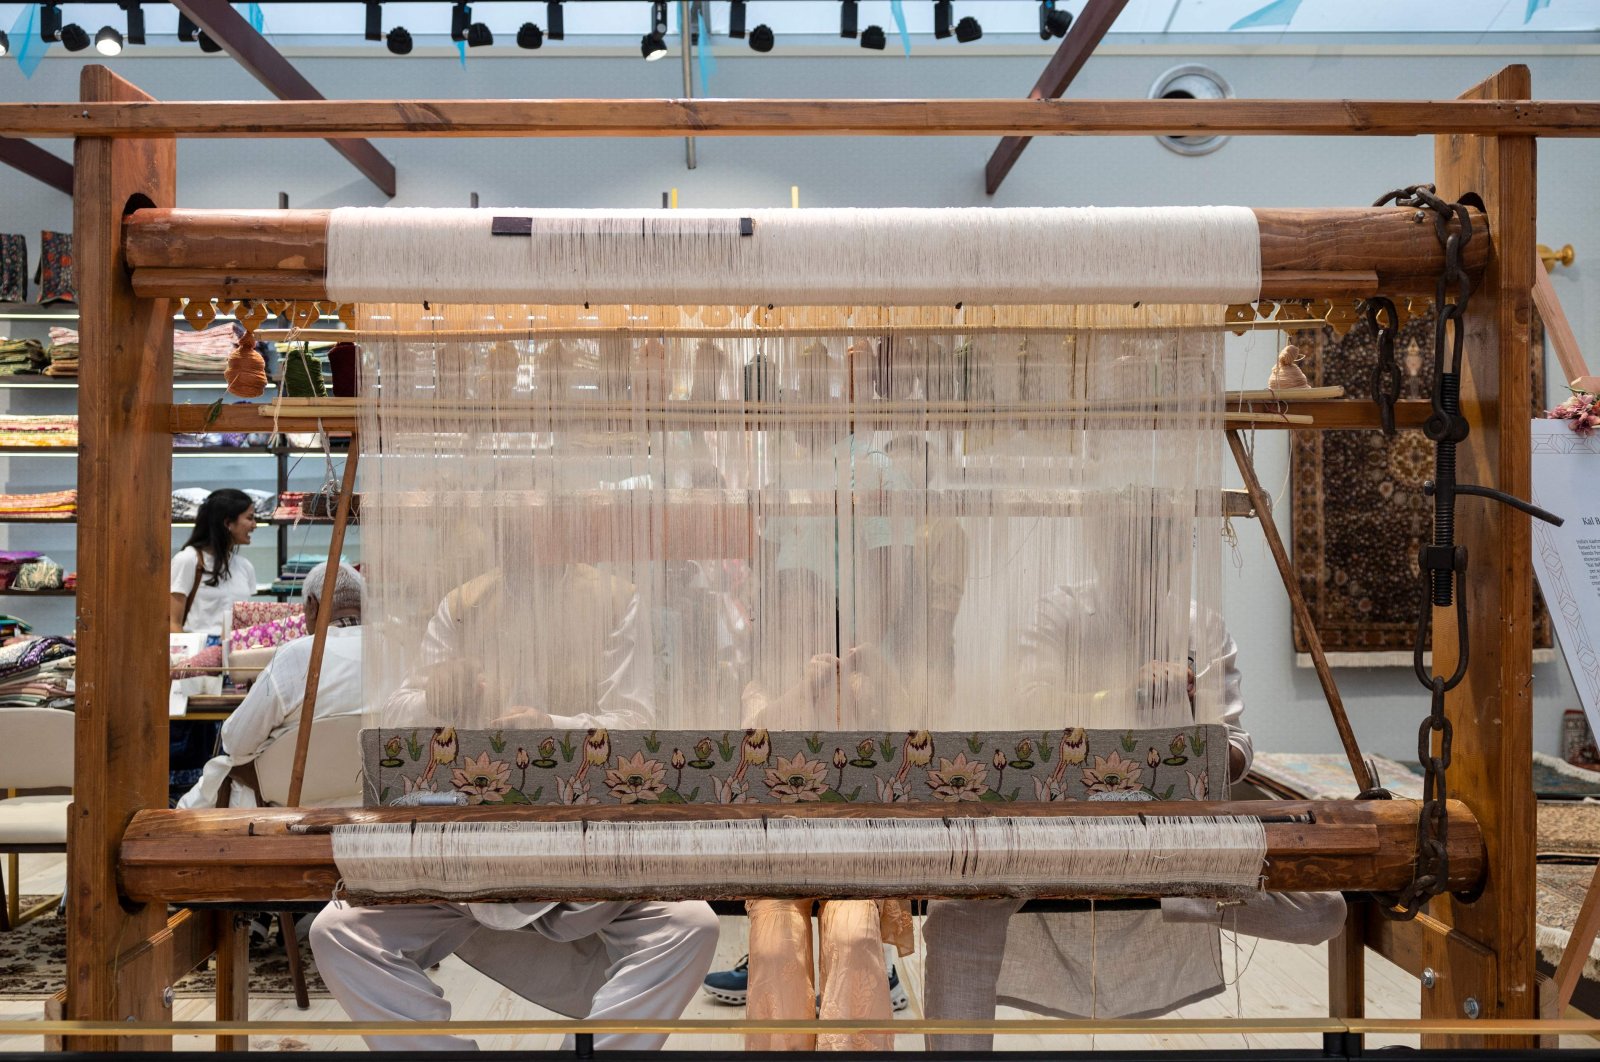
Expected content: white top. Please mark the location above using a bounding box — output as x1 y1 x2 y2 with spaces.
177 626 364 809
170 546 257 636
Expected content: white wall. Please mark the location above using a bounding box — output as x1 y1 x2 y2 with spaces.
1 41 1594 759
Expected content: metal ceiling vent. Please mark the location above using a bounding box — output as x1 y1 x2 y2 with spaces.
1149 64 1233 157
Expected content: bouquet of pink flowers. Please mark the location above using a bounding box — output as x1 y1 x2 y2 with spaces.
1549 389 1599 437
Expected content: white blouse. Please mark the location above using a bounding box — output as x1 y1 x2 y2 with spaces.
171 546 257 635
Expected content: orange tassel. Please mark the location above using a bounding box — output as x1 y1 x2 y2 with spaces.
225 334 269 399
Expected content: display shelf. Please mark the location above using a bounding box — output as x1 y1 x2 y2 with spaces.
0 445 350 456
0 587 76 596
0 376 280 391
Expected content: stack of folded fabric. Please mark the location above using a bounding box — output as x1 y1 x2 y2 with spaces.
0 337 47 376
0 489 77 519
44 327 78 377
172 324 239 376
0 414 77 447
0 635 76 708
172 487 274 521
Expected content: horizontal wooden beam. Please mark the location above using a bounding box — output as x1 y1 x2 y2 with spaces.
122 205 1487 304
8 95 1600 140
119 799 1483 904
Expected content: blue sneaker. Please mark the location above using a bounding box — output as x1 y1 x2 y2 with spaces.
701 954 749 1005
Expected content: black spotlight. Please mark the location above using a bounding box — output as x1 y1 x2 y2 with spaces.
839 0 857 38
385 25 412 53
40 3 62 42
748 23 773 51
364 1 381 41
197 29 222 51
640 31 666 59
59 23 90 51
860 23 885 49
119 0 144 45
954 14 981 42
176 11 197 41
450 2 470 41
467 20 492 46
0 30 10 56
546 0 564 40
1039 0 1071 38
94 25 123 54
728 0 746 38
516 21 543 48
933 0 952 39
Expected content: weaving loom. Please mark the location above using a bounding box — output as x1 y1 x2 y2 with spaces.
37 64 1574 1049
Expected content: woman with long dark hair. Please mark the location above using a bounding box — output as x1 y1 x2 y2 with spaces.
169 487 259 634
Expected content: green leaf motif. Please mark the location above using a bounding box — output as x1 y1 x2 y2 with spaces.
559 735 576 762
819 789 848 803
966 733 983 755
846 786 861 802
978 790 1007 803
379 786 391 802
406 731 424 761
1037 735 1054 763
500 789 532 804
686 786 700 802
643 731 661 753
878 735 896 761
489 731 507 753
717 734 736 762
1120 731 1137 753
657 788 686 804
1161 784 1175 800
805 733 824 754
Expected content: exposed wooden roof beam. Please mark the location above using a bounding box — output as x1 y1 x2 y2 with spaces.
0 136 74 195
169 0 396 196
984 0 1130 195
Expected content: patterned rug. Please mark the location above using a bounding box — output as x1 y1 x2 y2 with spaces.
1538 802 1600 861
1539 864 1600 984
0 905 328 999
1535 752 1600 800
1288 311 1551 663
1248 752 1422 801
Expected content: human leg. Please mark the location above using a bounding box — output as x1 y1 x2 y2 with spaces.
745 897 817 1050
921 898 1022 1052
309 901 482 1051
815 899 893 1052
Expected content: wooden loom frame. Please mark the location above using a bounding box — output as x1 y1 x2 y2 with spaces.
18 61 1587 1052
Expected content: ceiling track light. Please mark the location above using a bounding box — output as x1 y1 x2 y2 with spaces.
748 22 772 52
545 1 563 40
1039 0 1071 39
860 23 885 49
385 24 412 53
954 14 981 42
933 0 951 39
450 2 470 42
176 11 197 41
727 0 745 38
839 0 857 38
117 0 144 45
197 29 222 51
39 3 62 42
640 0 667 60
0 30 10 56
94 24 123 54
59 22 90 51
364 2 381 42
516 21 543 48
466 20 492 46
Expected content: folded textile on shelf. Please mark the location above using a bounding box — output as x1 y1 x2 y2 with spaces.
171 487 274 521
0 635 75 679
232 601 302 629
11 557 65 591
0 489 77 518
0 414 77 447
44 327 78 377
0 337 47 376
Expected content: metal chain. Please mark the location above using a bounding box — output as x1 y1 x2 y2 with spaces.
1364 296 1401 437
1369 185 1561 920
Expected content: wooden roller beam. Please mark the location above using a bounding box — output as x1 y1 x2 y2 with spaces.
118 799 1484 904
8 95 1600 140
122 206 1486 303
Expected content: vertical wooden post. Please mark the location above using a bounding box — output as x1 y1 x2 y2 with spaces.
67 65 176 1049
214 912 251 1051
1428 63 1537 1044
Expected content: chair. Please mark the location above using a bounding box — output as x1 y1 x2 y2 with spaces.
225 712 364 1008
0 707 73 931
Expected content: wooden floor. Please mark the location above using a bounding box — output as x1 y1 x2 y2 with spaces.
3 852 1594 1054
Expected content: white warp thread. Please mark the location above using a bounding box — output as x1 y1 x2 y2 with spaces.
325 207 1261 306
331 816 1267 900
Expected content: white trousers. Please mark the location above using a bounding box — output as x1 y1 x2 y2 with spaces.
310 899 719 1052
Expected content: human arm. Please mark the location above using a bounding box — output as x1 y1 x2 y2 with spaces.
217 649 295 762
169 548 198 633
381 596 459 726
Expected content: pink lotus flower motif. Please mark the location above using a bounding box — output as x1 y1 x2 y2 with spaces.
605 751 667 803
875 776 912 803
1080 751 1144 795
1187 768 1209 801
402 775 437 796
555 774 599 806
712 774 752 805
926 753 990 802
1033 776 1064 802
764 752 830 803
450 751 512 805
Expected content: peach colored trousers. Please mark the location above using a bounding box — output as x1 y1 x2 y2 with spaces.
745 898 894 1052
